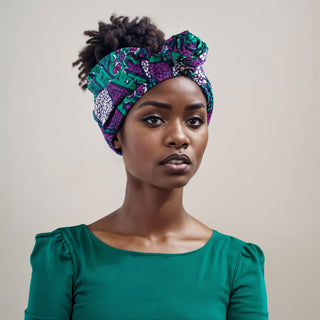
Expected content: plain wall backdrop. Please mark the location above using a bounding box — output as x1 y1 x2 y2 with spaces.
1 0 319 319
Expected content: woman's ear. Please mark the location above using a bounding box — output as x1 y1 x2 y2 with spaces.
113 131 122 150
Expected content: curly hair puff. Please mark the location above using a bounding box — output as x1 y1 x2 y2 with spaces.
72 15 165 90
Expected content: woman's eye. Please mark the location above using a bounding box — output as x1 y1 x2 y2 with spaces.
187 117 204 127
142 115 164 126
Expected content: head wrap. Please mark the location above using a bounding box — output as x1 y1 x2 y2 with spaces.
87 30 214 154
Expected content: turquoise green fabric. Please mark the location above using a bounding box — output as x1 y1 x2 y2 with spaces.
24 224 269 319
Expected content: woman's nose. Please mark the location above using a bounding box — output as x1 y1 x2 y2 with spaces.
164 121 190 149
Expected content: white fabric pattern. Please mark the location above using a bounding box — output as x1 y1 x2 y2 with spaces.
94 88 114 125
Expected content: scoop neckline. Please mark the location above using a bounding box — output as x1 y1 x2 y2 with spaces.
81 224 217 256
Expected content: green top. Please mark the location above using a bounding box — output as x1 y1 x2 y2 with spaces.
24 224 269 320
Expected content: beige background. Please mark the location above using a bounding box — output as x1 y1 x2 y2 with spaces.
1 0 319 319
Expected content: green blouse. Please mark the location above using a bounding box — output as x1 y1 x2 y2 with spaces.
24 224 269 319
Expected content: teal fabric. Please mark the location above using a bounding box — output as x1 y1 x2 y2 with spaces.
24 224 269 320
86 30 214 155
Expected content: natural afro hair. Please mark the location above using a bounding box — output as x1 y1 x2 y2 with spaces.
72 15 165 90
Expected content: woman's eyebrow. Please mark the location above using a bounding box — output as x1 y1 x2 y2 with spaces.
136 101 206 110
137 101 171 110
185 103 206 110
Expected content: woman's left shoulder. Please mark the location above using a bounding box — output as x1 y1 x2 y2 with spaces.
212 229 266 261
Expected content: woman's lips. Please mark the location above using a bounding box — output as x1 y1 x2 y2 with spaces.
159 154 192 174
160 162 191 174
159 153 191 165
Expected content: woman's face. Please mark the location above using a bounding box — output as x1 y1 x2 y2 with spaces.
114 76 209 189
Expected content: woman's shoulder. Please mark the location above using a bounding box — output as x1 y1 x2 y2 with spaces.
34 224 85 239
29 224 88 268
213 229 265 261
33 224 87 252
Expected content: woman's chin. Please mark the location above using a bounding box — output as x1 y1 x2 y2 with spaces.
153 176 192 190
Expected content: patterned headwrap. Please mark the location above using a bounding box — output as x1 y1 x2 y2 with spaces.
87 30 214 154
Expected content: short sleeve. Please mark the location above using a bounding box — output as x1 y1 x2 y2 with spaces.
227 243 269 320
24 229 74 320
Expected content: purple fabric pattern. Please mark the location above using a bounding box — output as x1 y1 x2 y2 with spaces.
87 30 214 154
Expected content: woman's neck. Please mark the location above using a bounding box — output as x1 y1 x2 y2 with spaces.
114 179 191 239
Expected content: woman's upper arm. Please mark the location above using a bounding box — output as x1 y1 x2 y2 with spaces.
24 229 74 320
227 242 269 320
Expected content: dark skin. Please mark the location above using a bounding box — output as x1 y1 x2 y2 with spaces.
87 76 213 253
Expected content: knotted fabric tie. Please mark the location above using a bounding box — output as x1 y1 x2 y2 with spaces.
87 30 214 154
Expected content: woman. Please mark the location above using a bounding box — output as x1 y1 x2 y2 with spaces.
24 15 269 320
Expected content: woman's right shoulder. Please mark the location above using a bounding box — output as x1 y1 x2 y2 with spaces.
34 224 84 239
31 224 86 255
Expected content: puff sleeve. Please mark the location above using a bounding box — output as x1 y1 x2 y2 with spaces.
227 243 269 320
24 229 74 320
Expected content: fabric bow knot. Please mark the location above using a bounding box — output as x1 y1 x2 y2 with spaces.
159 30 208 68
